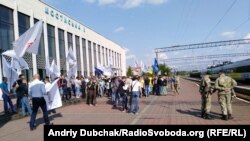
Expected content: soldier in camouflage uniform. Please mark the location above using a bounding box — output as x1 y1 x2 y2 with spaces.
199 73 213 119
215 70 237 120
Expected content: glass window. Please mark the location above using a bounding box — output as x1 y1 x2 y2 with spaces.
75 36 81 73
93 43 97 67
34 19 45 56
98 45 101 64
18 12 30 35
107 48 109 65
67 32 73 48
47 24 56 58
102 46 105 65
0 5 14 51
82 38 87 76
88 41 92 75
58 28 65 58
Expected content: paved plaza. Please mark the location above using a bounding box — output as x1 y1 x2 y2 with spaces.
0 79 250 141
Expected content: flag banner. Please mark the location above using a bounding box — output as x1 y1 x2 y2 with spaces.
45 57 52 77
1 56 19 91
44 125 250 140
2 50 16 58
44 79 62 110
2 50 29 70
13 20 43 57
11 57 29 70
66 47 76 65
140 60 145 71
95 67 104 75
67 64 77 79
50 60 61 80
153 58 159 74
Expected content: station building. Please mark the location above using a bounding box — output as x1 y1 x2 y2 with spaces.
0 0 126 80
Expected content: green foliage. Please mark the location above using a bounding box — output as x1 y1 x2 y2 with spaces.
126 66 133 76
159 64 171 76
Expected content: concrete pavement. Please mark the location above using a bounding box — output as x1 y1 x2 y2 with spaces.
0 79 250 141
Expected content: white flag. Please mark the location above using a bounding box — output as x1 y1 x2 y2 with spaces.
50 60 61 80
1 56 19 91
44 79 62 110
13 20 43 57
45 57 51 77
2 50 29 70
11 57 29 70
140 60 145 71
67 64 77 80
66 47 76 65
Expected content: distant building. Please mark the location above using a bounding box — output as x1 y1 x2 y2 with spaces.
0 0 126 80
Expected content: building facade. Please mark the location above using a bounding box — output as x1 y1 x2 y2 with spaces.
0 0 126 80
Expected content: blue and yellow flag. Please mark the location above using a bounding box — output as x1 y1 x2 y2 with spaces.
153 58 159 74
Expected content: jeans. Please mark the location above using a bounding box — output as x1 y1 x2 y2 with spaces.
145 85 150 96
130 91 140 113
2 94 15 113
21 96 32 116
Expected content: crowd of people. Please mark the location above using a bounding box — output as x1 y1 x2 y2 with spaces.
0 70 238 130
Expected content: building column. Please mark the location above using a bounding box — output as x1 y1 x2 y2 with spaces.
29 10 37 75
79 38 84 76
85 40 90 76
54 25 61 72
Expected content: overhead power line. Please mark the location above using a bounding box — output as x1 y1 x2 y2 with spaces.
155 38 250 53
203 0 238 42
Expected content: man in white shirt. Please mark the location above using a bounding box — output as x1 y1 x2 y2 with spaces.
29 74 51 131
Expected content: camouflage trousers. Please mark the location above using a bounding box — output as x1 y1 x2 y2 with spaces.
218 94 232 116
201 93 211 113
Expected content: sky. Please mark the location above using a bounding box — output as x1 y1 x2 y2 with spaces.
42 0 250 71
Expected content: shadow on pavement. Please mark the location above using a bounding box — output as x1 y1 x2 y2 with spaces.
26 113 63 127
176 108 222 119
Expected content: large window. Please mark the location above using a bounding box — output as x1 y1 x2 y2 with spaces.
88 41 92 75
106 48 109 65
102 46 105 65
67 32 73 48
93 43 97 68
0 5 14 51
34 19 45 56
58 29 65 58
98 45 101 64
18 12 30 35
75 36 81 74
82 38 87 76
47 24 56 58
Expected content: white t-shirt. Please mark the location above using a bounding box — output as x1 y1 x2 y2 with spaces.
131 80 141 92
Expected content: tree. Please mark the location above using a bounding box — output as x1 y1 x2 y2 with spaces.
126 66 133 76
159 64 171 76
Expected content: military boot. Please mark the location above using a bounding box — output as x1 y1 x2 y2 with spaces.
228 114 234 120
204 113 213 120
221 115 228 121
201 111 205 118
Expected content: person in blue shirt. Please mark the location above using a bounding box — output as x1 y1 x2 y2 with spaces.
0 77 16 114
